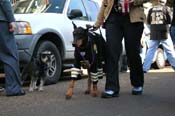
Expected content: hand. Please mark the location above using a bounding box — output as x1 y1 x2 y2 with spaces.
90 25 98 31
140 37 146 48
9 22 16 32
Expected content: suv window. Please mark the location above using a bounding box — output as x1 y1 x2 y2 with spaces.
45 0 66 13
13 0 31 13
27 0 48 13
14 0 65 14
67 0 88 21
83 0 99 21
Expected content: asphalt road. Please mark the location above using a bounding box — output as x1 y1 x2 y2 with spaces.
0 67 174 116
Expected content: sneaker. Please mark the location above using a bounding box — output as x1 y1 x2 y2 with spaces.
143 71 147 73
132 87 143 95
6 90 25 97
0 87 4 92
101 90 119 98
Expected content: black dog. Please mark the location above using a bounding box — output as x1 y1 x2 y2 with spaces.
21 51 52 92
65 24 106 99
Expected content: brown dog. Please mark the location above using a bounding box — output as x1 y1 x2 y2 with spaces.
64 24 106 99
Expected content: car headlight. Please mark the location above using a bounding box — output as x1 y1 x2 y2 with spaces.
14 21 32 35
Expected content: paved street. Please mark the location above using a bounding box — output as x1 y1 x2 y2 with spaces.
0 67 174 116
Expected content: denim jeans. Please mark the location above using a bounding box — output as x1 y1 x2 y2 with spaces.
143 35 175 72
170 26 175 46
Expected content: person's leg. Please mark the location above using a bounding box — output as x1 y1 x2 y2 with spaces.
161 37 175 70
103 14 123 95
124 22 144 88
143 40 160 72
0 22 24 96
4 62 23 95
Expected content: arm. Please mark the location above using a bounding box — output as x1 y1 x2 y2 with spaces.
174 0 175 15
94 0 107 28
166 6 172 24
171 0 175 25
0 0 15 22
0 0 16 32
147 8 152 25
140 24 150 47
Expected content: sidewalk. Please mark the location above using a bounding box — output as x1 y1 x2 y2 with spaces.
0 68 174 116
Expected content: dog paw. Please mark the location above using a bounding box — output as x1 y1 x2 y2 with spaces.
38 87 44 91
91 92 98 97
84 90 90 94
65 95 72 100
29 88 34 92
34 86 38 90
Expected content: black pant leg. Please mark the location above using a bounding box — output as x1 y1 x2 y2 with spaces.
124 22 144 87
104 13 123 92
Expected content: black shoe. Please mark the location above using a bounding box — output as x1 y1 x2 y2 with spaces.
6 90 25 97
101 91 119 98
132 87 143 95
143 71 147 73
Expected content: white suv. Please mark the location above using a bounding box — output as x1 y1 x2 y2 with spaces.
13 0 126 84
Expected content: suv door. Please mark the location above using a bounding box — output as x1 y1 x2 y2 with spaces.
67 0 96 27
83 0 99 22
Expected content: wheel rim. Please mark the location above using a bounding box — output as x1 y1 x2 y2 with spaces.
45 51 57 77
156 51 165 68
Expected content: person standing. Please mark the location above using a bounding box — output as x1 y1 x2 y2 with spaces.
0 0 25 96
170 0 175 48
93 0 149 98
143 0 175 72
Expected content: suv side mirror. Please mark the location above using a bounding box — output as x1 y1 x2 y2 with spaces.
68 9 83 19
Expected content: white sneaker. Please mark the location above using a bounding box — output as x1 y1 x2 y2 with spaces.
0 87 4 92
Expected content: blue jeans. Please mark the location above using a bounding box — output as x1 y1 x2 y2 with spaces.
143 35 175 72
170 26 175 46
0 22 23 95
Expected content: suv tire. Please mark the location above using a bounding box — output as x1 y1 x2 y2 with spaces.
34 41 62 85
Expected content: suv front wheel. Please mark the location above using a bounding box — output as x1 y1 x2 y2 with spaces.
34 41 62 85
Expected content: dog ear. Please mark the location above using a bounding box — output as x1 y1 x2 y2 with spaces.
72 21 77 29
